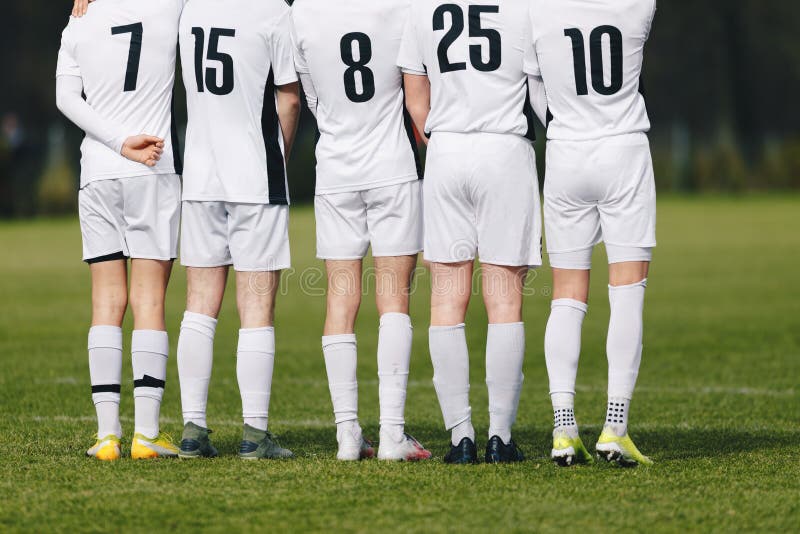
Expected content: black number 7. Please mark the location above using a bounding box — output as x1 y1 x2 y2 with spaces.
111 23 143 92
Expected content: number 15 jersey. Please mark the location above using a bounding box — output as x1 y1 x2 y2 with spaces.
179 0 297 204
524 0 656 141
291 0 421 195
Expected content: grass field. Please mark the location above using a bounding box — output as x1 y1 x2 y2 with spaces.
0 196 798 532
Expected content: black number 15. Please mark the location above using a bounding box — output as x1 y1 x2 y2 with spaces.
192 27 236 96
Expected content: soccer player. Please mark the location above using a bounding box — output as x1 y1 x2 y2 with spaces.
173 0 301 460
524 0 658 466
291 0 432 462
56 0 185 460
399 1 542 463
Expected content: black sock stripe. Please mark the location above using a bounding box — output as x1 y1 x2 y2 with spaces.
133 375 165 389
91 384 121 394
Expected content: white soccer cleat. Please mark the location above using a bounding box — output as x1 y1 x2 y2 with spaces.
378 431 432 461
336 425 375 461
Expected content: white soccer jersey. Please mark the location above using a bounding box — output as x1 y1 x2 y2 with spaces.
179 0 298 204
397 0 535 138
56 0 183 187
291 0 421 195
524 0 656 141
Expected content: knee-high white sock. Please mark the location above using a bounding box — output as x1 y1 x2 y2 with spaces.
237 327 275 431
177 312 217 429
132 330 169 439
486 322 525 443
429 324 474 446
322 334 359 435
88 326 123 439
377 313 412 441
606 279 647 434
545 299 587 433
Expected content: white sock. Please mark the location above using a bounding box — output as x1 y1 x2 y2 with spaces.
377 313 412 441
131 330 169 439
551 392 579 437
177 311 217 429
485 322 525 443
605 397 631 436
322 334 359 432
236 327 275 431
545 299 587 398
607 280 647 401
429 324 474 446
88 326 123 439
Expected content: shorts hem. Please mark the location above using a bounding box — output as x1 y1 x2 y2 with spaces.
479 258 542 268
232 264 291 273
181 260 233 269
317 254 366 261
128 254 177 262
84 251 127 264
371 248 423 258
423 254 476 265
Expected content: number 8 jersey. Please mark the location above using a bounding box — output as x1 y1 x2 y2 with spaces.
291 0 421 195
524 0 656 141
179 0 297 204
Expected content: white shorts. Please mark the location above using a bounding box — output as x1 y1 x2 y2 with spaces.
315 180 423 260
424 132 542 267
180 201 290 272
544 133 656 270
78 174 181 263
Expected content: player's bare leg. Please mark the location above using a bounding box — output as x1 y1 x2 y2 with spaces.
177 266 228 459
128 259 177 458
86 259 127 460
235 270 293 460
481 263 528 463
429 260 477 463
597 260 653 466
321 260 372 460
374 255 431 461
546 267 593 466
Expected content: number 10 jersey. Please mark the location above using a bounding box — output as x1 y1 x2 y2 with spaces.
179 0 297 204
291 0 422 195
524 0 656 141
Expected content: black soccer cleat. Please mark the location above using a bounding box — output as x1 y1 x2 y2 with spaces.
444 437 478 464
484 435 525 464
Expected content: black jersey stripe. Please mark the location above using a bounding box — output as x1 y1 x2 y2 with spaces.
400 83 423 179
262 68 289 205
522 78 537 142
170 90 184 176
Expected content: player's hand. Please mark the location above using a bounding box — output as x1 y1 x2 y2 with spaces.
121 135 165 167
72 0 94 18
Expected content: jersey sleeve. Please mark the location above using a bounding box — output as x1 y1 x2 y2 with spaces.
397 7 426 75
522 7 541 77
289 11 308 74
55 21 81 78
270 9 299 86
55 76 127 154
644 0 657 40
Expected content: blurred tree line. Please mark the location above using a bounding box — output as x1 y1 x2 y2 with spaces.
1 0 798 217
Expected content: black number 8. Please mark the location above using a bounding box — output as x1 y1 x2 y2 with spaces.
341 32 376 103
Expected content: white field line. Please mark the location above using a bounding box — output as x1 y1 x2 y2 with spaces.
33 377 796 397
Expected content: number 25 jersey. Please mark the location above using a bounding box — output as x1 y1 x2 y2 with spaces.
291 0 421 195
179 0 297 204
397 0 534 138
524 0 656 141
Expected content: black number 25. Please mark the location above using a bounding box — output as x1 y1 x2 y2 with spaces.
564 25 623 96
112 23 143 92
433 4 501 73
192 27 236 96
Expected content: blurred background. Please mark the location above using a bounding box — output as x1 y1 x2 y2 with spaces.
1 1 799 217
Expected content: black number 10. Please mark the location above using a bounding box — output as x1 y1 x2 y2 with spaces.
564 25 623 96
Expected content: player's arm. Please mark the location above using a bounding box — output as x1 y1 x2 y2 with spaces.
72 0 92 17
527 75 548 126
403 74 431 146
276 82 301 164
56 76 164 167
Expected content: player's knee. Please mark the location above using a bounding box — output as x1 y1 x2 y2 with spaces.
484 298 522 324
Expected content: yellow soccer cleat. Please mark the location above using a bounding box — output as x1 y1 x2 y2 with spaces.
131 432 179 459
551 429 594 467
86 434 121 461
595 426 653 467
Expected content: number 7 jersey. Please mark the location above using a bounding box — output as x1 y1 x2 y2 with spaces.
524 0 656 141
179 0 297 204
291 0 422 195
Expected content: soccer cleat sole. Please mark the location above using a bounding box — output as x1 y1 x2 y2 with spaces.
551 447 577 467
596 444 644 467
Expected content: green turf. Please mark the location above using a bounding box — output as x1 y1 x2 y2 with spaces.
0 196 798 532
